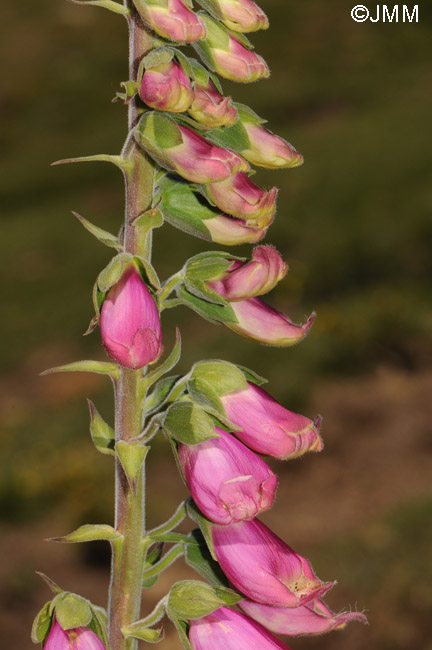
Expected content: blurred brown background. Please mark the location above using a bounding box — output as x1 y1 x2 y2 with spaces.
1 1 432 648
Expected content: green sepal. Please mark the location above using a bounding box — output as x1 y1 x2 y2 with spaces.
235 102 267 125
179 285 237 324
36 572 64 595
185 529 229 587
145 375 184 414
167 580 242 620
122 624 164 643
185 250 241 282
114 80 138 104
141 46 174 70
237 364 268 386
187 377 225 416
171 48 194 79
142 543 164 588
97 253 134 292
163 402 219 445
142 327 181 393
135 254 161 290
167 616 193 650
40 360 119 379
188 58 222 92
88 400 115 456
150 532 196 544
31 601 53 644
158 177 222 242
135 111 183 151
186 498 216 560
72 211 121 250
52 153 129 171
47 524 121 544
116 441 150 489
191 360 248 395
88 605 109 649
206 120 250 153
51 592 92 631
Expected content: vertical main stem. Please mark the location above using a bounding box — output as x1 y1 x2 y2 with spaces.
108 5 156 650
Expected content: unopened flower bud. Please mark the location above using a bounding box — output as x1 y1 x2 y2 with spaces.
241 122 304 169
136 112 249 184
198 0 269 33
189 606 293 650
100 266 163 369
134 0 206 43
221 382 323 460
207 245 287 301
204 214 267 245
178 427 277 524
44 621 106 650
140 59 194 112
204 172 277 227
239 598 368 636
212 518 335 607
226 298 315 346
195 15 269 82
188 78 238 128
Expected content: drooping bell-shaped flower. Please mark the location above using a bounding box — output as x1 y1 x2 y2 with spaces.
100 266 163 369
211 518 335 607
221 382 323 460
207 245 287 301
204 172 277 227
197 0 269 33
133 0 206 43
140 59 194 113
44 621 106 650
188 78 238 128
239 598 368 637
195 15 269 83
225 298 316 346
135 112 249 184
189 606 293 650
178 427 277 525
241 122 304 169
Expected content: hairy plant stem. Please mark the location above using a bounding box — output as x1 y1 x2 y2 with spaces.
108 5 156 649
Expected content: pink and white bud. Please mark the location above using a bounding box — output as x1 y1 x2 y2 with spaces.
239 598 368 636
204 214 267 245
188 79 238 128
140 60 194 113
189 606 293 650
44 621 106 650
205 172 277 227
221 382 323 460
135 0 206 43
212 34 269 83
100 266 163 369
242 123 304 169
212 518 335 607
207 245 287 301
178 427 277 525
208 0 269 33
226 298 315 346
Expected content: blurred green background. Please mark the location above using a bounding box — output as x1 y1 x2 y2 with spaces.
1 1 432 648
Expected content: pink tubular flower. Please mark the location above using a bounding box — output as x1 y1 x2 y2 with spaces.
221 382 323 460
44 621 106 650
205 172 277 227
226 298 315 346
207 245 287 301
204 214 267 245
207 0 269 33
189 606 293 650
134 0 206 43
100 267 163 369
178 427 277 525
212 34 269 83
239 598 368 637
188 79 238 128
242 123 304 169
211 518 335 607
140 60 194 112
136 113 249 184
